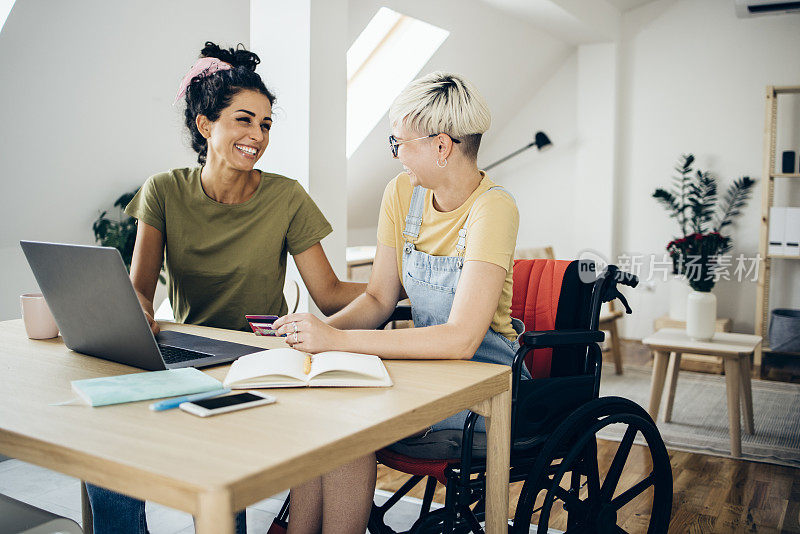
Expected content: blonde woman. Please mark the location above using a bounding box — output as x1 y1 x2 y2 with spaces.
272 72 527 533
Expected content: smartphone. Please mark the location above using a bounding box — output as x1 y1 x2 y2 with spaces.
245 314 282 336
179 391 276 417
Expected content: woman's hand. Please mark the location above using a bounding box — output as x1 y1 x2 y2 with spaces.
273 313 343 353
144 309 161 335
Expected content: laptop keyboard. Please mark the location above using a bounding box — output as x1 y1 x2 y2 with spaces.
157 344 215 365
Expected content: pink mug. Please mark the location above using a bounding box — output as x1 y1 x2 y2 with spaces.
20 293 59 339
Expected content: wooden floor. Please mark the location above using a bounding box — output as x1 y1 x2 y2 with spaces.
376 340 800 533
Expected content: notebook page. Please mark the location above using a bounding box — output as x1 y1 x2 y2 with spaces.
224 348 307 385
308 352 386 380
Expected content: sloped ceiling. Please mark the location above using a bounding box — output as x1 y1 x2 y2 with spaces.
345 0 656 235
478 0 658 44
605 0 658 12
346 0 573 233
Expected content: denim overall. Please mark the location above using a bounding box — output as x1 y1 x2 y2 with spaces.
401 185 530 433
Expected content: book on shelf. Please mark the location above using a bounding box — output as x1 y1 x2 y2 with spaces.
223 348 393 388
769 206 786 255
785 207 800 256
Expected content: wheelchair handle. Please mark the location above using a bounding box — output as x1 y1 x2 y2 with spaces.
608 287 633 315
599 265 638 315
614 269 639 288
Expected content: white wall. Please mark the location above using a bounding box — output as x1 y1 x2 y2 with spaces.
0 0 250 321
616 0 800 337
479 53 580 258
574 43 618 261
480 42 620 264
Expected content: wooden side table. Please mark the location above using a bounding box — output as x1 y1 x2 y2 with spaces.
653 315 732 373
642 328 762 457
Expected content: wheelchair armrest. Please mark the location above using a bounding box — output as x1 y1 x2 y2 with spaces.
378 304 412 329
520 329 604 348
388 304 412 322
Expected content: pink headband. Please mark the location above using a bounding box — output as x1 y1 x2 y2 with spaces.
174 57 233 105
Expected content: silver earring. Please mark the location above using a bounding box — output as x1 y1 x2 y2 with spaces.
437 158 447 168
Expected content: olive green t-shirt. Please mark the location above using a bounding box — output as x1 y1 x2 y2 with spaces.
125 167 332 331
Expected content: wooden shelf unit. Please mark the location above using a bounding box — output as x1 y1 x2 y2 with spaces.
755 84 800 372
767 254 800 260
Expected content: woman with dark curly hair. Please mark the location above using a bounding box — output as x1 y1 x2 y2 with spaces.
84 41 365 534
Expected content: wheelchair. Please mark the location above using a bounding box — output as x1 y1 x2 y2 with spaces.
270 259 673 534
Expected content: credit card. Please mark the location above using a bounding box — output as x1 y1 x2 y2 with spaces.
245 315 282 336
245 315 280 322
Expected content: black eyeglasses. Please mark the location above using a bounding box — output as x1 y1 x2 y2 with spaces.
388 133 461 158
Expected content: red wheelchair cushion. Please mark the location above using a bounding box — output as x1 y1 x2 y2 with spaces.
511 259 571 378
376 448 457 485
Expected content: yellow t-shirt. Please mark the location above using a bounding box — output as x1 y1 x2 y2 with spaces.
377 172 519 340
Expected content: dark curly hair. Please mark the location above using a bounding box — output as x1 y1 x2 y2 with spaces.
183 42 276 165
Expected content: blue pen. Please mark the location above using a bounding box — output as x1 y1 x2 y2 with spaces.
149 388 231 411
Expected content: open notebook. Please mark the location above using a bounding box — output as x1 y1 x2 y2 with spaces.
223 348 393 388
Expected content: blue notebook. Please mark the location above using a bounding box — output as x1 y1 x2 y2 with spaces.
71 368 223 407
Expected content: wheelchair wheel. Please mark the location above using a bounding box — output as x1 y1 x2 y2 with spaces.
513 397 672 534
406 509 479 534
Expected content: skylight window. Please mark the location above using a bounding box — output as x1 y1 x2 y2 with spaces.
346 7 449 158
0 0 16 34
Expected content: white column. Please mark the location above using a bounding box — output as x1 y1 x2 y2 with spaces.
574 42 617 262
251 0 348 313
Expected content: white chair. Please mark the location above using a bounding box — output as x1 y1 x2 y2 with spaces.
153 296 175 322
283 279 300 314
0 493 83 534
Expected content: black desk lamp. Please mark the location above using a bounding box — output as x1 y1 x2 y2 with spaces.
483 131 552 171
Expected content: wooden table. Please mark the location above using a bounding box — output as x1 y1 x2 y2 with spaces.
642 328 761 457
653 315 733 374
0 320 511 533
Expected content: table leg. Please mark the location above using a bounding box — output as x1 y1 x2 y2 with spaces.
196 489 235 534
80 481 93 534
648 351 670 421
739 354 755 435
753 345 762 378
484 386 511 534
663 352 682 423
609 319 624 375
724 357 742 458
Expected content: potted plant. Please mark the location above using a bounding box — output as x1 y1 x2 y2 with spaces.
92 190 166 283
653 155 696 320
653 154 755 340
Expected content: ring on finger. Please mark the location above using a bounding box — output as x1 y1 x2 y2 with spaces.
293 322 299 334
293 332 299 344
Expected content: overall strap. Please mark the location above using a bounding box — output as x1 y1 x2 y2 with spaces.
455 186 516 264
402 185 427 243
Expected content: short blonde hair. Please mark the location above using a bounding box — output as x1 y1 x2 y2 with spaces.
389 72 491 158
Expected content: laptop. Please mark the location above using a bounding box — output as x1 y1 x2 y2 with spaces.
20 241 265 370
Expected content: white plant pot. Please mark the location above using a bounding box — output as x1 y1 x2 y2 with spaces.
668 275 692 321
686 290 717 341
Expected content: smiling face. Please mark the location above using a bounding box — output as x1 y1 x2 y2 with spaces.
197 89 272 171
391 124 440 187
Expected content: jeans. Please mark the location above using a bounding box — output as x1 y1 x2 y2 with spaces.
86 484 247 534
